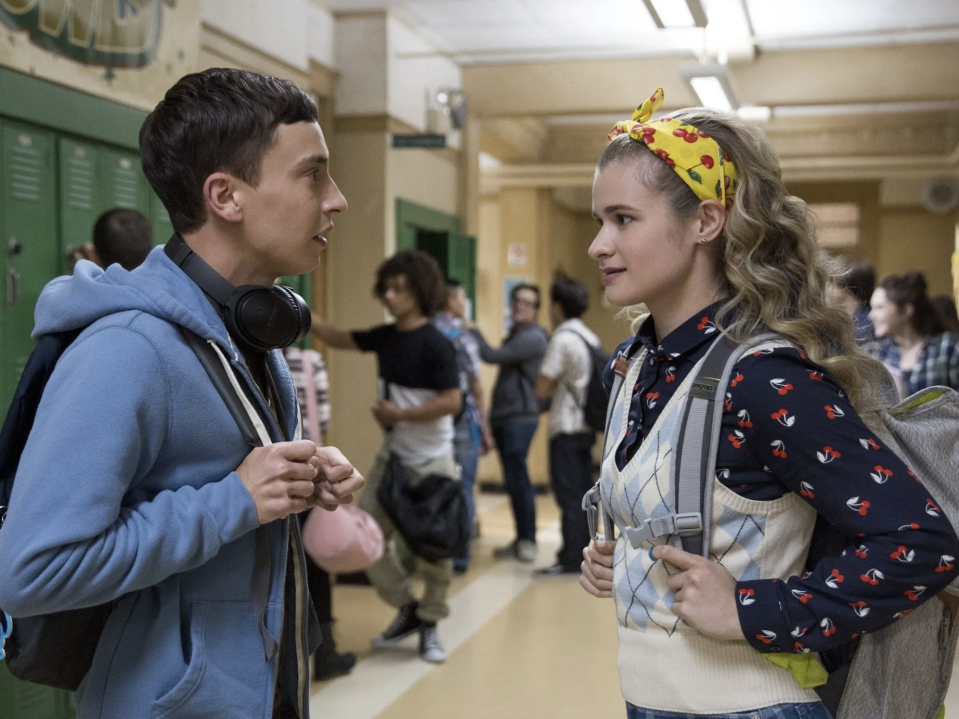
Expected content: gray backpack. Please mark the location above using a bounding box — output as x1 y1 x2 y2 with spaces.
584 333 959 719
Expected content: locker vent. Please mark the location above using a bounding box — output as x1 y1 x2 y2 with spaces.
66 152 96 210
11 144 42 202
112 159 139 208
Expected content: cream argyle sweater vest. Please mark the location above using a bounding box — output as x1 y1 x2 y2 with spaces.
600 345 820 713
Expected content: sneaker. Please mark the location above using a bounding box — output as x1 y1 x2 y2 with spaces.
492 541 518 560
534 563 579 578
370 602 422 648
516 539 537 563
418 623 447 663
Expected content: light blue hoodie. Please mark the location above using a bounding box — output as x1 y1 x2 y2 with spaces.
0 247 317 719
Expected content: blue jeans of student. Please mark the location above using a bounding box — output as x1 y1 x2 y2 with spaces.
492 418 539 543
625 702 833 719
453 418 480 570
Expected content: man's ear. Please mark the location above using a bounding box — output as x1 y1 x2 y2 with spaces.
202 172 243 224
695 199 726 243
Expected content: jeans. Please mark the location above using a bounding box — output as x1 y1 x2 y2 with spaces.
549 432 596 569
453 419 480 569
492 418 540 543
625 702 833 719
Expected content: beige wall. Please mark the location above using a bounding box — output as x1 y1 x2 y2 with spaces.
788 180 958 296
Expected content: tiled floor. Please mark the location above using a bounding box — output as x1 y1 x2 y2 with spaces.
312 493 959 719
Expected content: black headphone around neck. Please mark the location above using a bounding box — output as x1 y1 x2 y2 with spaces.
164 233 311 353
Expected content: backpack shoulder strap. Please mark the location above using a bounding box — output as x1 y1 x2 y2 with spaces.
676 332 782 556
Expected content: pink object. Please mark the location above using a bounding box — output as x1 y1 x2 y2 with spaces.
302 504 385 574
301 350 322 445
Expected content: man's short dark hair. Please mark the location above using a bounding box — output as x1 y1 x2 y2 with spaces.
835 258 876 307
140 68 318 233
550 276 589 319
374 250 446 317
510 283 540 309
93 208 153 270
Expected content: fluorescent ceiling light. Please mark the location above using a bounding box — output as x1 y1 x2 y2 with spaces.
689 76 733 112
643 0 708 29
737 105 772 122
680 62 740 111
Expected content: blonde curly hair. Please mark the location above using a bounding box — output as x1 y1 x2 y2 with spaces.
598 109 888 408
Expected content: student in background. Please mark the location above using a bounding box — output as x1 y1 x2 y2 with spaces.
70 208 154 271
534 275 601 576
472 284 549 564
311 250 461 664
431 278 492 575
283 345 356 681
869 271 959 397
830 258 879 355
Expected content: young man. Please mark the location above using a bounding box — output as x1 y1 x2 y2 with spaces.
70 207 154 270
0 68 361 719
312 250 461 663
534 276 601 576
472 283 549 563
431 278 493 574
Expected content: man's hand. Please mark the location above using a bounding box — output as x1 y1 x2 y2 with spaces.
311 446 365 511
372 399 404 428
236 440 321 525
580 539 615 598
480 425 495 456
653 544 745 641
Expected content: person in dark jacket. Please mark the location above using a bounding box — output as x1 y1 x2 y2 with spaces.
472 283 548 562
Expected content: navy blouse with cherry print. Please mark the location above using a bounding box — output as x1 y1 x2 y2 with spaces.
603 301 959 655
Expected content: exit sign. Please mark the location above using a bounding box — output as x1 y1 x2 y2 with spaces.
391 133 447 149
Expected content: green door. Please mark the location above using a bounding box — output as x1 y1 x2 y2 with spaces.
448 234 476 312
1 120 59 413
58 137 102 274
149 190 173 245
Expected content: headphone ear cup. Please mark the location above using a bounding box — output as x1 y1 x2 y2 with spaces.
273 285 312 345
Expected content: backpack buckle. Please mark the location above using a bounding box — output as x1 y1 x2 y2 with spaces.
673 513 704 536
622 512 704 549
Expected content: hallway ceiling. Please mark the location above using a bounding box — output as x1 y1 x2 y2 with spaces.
325 0 959 64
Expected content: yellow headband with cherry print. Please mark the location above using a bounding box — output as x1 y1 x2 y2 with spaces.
607 87 739 211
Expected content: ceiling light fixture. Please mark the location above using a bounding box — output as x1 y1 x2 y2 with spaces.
680 62 740 111
642 0 709 29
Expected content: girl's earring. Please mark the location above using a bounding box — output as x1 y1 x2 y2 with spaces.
699 238 708 244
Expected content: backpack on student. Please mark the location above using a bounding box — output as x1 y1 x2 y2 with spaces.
0 326 271 690
558 329 611 434
585 332 959 719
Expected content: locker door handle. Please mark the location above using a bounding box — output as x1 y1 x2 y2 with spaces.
7 237 23 257
6 268 19 306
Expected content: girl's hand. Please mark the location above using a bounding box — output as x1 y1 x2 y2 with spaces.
654 544 746 641
580 539 616 598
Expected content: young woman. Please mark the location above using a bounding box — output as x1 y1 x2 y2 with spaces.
580 88 959 719
869 272 959 398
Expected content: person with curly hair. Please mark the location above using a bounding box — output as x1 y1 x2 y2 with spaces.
579 88 959 718
312 249 461 663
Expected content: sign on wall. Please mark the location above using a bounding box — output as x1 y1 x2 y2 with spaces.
0 0 172 67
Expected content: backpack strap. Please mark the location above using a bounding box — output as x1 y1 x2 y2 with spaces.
179 328 278 663
675 332 781 556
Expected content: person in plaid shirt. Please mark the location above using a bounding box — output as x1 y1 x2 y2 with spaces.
869 271 959 398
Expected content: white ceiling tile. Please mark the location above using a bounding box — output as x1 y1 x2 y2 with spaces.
404 0 534 27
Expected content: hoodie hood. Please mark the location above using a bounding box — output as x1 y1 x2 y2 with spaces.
34 246 232 348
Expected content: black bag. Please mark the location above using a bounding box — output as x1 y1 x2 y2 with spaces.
0 328 113 691
560 330 611 433
376 453 469 562
0 327 264 690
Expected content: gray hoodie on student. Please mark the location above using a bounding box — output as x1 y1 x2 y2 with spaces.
473 323 549 426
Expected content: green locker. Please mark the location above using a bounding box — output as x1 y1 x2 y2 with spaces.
58 137 102 274
448 234 476 312
0 662 75 719
100 147 151 215
0 120 59 414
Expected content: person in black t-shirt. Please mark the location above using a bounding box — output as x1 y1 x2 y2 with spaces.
312 250 461 664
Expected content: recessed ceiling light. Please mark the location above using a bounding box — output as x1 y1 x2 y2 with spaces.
643 0 708 29
680 62 740 111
